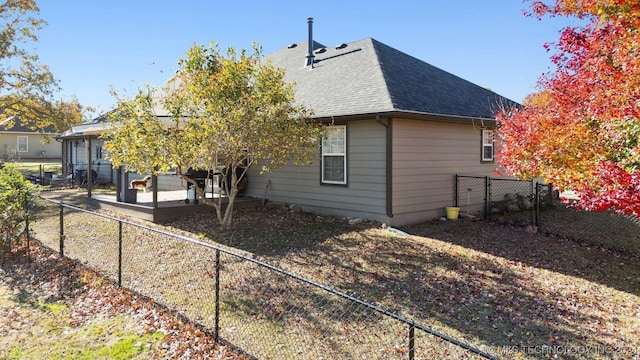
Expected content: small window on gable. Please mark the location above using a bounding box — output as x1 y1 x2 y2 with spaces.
17 136 28 153
322 125 347 184
482 129 494 162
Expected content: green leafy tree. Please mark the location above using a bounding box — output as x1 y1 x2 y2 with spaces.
104 43 322 229
0 0 84 133
0 163 34 254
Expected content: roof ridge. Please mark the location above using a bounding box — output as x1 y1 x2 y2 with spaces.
368 38 398 110
372 38 518 119
372 38 514 100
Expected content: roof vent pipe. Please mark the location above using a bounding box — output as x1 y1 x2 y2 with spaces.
305 17 314 68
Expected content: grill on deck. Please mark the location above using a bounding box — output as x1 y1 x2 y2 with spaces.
184 167 216 204
183 167 248 203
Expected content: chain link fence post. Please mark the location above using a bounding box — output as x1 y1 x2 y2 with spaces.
24 193 30 262
454 174 459 207
409 321 416 360
118 220 123 287
59 202 64 257
214 249 221 343
485 176 491 219
535 182 541 227
530 180 535 226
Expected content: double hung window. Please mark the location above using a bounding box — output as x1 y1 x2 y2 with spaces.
482 129 494 162
17 136 28 153
321 126 346 184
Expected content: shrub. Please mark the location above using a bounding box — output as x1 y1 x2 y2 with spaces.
0 164 35 254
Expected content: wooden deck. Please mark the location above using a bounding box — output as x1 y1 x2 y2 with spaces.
87 190 260 222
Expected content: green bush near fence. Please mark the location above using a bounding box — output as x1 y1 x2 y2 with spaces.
0 164 35 253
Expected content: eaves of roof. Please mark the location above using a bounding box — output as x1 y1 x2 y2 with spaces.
56 122 114 140
312 110 498 125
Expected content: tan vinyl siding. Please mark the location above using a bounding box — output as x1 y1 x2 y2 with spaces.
246 119 389 221
391 118 497 225
0 133 61 160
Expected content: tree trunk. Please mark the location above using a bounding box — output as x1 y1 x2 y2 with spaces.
220 169 239 229
180 166 244 230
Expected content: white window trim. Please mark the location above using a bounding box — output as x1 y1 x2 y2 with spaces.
17 136 28 153
321 125 347 185
482 129 494 162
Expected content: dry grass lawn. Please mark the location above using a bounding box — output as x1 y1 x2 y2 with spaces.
25 190 640 359
164 205 640 359
0 244 245 359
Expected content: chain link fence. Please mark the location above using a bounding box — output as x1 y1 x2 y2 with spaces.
455 174 640 256
28 197 497 360
455 175 554 227
537 203 640 256
11 162 73 188
10 161 114 188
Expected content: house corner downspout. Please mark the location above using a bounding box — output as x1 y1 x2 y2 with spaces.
376 116 393 218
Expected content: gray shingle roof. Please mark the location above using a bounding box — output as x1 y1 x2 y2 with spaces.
268 38 517 120
0 116 56 133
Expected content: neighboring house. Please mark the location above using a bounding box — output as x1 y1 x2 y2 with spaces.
0 117 62 160
243 27 519 226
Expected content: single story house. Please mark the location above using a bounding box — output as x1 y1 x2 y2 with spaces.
58 20 519 225
0 117 62 161
242 21 519 226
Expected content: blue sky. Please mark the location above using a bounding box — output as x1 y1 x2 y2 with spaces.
34 1 581 117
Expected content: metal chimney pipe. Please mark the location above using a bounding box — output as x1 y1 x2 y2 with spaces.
306 17 314 68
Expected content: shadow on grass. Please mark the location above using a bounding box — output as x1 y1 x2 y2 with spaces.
29 196 640 359
162 209 638 358
160 206 371 255
300 230 633 359
216 259 396 359
0 246 83 305
402 219 640 297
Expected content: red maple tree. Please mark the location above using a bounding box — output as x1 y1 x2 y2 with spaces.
497 0 640 217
